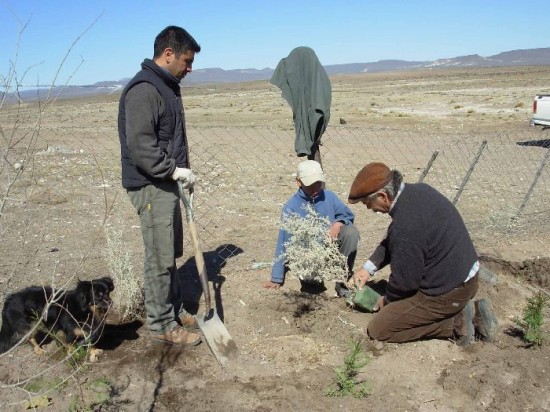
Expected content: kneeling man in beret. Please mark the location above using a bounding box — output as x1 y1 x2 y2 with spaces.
349 162 497 345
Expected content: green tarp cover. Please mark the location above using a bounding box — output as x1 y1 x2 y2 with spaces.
271 47 331 157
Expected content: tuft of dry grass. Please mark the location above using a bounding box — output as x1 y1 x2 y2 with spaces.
104 225 143 320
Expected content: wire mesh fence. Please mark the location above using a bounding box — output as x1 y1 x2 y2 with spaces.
7 120 546 273
186 125 550 271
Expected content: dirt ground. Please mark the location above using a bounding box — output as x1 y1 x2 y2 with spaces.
1 66 550 411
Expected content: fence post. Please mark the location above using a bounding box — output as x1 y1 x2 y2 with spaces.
417 150 439 183
514 147 550 219
453 140 487 205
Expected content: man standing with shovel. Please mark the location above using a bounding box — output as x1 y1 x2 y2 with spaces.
118 26 201 346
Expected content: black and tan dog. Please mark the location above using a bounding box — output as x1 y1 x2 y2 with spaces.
0 276 114 362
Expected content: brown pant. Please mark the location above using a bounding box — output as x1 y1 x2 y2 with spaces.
368 275 478 343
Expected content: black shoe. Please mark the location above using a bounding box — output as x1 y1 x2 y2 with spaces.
335 282 352 298
299 279 326 294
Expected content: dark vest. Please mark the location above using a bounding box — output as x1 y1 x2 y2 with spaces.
118 59 189 189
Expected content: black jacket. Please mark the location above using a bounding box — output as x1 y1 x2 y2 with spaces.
369 183 478 301
118 59 189 189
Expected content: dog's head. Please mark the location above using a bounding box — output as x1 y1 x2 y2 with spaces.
75 276 114 316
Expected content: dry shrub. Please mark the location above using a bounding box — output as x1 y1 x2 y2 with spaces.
279 204 347 283
104 225 143 320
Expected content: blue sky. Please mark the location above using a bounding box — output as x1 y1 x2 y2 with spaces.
1 0 547 86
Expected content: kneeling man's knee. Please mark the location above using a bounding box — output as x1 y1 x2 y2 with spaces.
367 315 389 341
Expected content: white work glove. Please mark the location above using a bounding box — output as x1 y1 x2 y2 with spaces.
171 167 196 189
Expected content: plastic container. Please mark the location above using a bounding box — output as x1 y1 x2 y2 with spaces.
346 286 381 312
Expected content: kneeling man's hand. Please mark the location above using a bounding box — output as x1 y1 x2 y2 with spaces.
373 296 386 312
353 268 370 289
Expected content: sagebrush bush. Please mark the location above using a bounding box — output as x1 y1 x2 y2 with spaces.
278 204 347 283
104 225 143 320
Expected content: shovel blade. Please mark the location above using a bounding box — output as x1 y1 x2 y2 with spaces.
196 309 238 367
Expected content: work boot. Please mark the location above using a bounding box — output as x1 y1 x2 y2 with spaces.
453 299 475 347
179 314 199 330
473 298 498 342
151 326 201 346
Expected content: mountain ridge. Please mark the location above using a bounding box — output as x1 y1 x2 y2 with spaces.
8 47 550 101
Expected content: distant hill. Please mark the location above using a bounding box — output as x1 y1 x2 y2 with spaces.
424 48 550 68
6 47 550 101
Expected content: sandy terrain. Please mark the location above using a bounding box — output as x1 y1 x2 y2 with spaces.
0 66 549 411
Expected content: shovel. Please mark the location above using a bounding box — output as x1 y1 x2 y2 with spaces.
178 183 237 367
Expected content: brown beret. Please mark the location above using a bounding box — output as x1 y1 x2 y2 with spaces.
348 162 392 204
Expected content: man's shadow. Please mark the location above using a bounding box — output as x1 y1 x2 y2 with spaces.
96 320 143 350
172 244 244 322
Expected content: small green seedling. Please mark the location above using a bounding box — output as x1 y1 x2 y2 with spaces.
67 344 89 369
36 320 90 369
326 340 371 399
514 291 549 347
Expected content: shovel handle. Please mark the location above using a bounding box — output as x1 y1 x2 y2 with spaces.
178 183 211 313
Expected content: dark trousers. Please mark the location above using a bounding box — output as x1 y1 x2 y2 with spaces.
338 223 360 273
368 275 478 343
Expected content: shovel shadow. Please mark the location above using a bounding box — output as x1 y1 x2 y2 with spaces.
517 139 550 148
173 243 244 322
